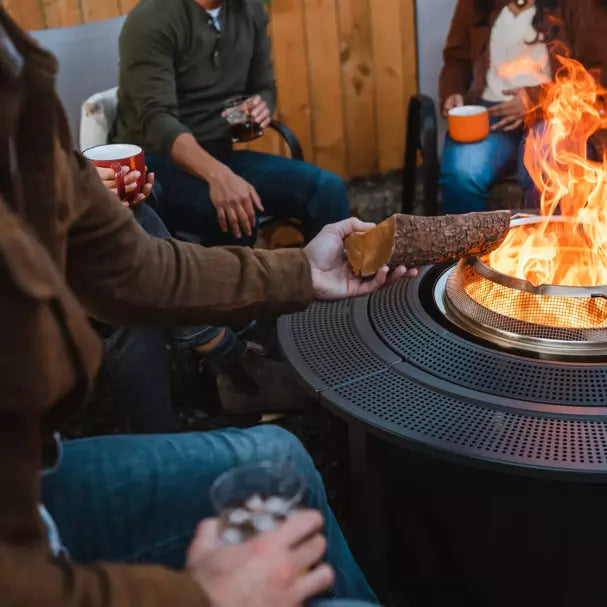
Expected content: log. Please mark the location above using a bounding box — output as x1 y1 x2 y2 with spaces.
345 211 511 277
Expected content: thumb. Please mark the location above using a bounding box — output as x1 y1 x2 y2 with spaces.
502 88 521 97
330 217 376 238
187 518 222 566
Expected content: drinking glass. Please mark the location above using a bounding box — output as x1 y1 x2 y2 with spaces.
209 459 306 544
222 95 264 143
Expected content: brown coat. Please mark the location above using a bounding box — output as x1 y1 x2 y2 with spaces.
558 0 607 150
559 0 607 86
439 0 570 109
0 8 312 607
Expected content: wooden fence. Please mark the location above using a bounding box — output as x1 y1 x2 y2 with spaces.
6 0 418 178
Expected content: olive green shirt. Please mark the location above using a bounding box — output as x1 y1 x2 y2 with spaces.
114 0 276 154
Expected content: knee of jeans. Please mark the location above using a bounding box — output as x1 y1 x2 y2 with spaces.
315 170 350 221
249 425 318 476
440 155 490 196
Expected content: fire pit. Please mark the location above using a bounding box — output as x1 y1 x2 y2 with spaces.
279 56 607 604
279 260 607 477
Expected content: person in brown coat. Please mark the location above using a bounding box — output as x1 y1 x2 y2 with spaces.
0 6 416 607
438 0 569 213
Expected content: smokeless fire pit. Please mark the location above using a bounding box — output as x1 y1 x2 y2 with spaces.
280 216 607 480
278 215 607 602
279 56 607 605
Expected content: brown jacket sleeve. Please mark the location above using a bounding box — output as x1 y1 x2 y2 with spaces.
66 152 313 327
524 8 571 117
0 198 211 607
439 0 475 109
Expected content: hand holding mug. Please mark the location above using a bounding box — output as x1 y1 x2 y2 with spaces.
96 165 154 207
84 143 147 203
442 93 464 118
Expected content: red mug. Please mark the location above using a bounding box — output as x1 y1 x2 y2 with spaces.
84 143 146 201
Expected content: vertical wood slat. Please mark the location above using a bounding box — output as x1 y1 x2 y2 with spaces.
369 0 407 173
302 0 346 177
41 0 82 28
4 0 45 30
80 0 121 23
336 0 378 177
271 0 313 162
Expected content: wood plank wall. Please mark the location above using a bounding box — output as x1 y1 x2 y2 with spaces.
6 0 418 178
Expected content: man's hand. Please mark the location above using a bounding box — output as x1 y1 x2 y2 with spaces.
304 218 418 301
247 95 272 129
489 88 528 132
208 165 264 239
95 165 154 207
442 93 464 118
186 510 334 607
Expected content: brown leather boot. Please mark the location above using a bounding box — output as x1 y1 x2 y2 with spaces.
216 342 313 415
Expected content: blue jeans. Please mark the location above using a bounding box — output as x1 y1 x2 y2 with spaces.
440 101 537 213
41 425 378 604
146 149 350 246
103 202 238 433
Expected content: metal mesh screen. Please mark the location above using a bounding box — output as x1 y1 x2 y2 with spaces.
446 262 607 341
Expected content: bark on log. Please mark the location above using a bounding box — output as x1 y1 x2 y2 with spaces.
345 211 511 277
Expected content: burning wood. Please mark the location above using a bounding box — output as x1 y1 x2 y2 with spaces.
345 211 511 277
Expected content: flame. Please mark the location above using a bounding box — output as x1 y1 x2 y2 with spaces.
473 57 607 329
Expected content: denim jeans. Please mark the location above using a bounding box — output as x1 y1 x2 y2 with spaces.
103 202 236 433
146 149 350 246
440 101 537 213
41 425 378 604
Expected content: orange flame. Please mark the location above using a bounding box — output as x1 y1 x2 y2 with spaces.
479 57 607 328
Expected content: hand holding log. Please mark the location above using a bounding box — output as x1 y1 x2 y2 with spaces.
345 211 511 277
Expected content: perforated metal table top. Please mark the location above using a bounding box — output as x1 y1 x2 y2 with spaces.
278 265 607 480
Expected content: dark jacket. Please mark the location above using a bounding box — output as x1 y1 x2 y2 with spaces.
0 7 311 606
439 0 570 109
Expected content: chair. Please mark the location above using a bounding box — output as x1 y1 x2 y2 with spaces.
401 94 523 215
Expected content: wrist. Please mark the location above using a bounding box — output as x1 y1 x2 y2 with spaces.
302 248 319 296
203 159 229 183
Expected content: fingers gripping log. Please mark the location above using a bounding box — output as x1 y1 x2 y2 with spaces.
345 211 511 277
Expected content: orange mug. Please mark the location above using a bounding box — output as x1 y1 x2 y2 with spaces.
448 105 490 143
83 143 146 201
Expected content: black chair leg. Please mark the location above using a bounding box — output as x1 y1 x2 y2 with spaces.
402 94 440 216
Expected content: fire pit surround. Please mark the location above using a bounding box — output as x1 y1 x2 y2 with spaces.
280 56 607 478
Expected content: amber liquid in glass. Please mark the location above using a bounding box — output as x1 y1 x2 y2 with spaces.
230 120 263 143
